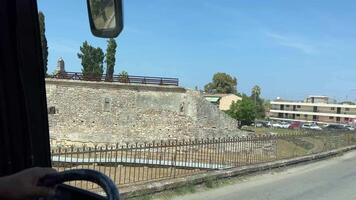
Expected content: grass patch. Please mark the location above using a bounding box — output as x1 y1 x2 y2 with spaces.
204 177 217 188
247 127 306 135
276 140 308 158
175 184 196 195
285 138 314 150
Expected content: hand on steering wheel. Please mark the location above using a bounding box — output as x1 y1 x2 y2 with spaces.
38 169 120 200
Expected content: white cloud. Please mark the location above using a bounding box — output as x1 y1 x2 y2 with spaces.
265 32 318 55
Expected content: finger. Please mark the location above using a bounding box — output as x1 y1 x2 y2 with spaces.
31 186 56 198
34 167 58 177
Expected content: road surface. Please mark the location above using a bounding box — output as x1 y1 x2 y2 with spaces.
173 150 356 200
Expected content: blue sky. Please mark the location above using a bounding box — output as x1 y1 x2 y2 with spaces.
38 0 356 101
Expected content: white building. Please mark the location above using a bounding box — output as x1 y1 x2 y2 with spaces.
270 95 356 124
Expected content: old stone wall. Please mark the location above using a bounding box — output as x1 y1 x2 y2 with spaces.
46 79 241 145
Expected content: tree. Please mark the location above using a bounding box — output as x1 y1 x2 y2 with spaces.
204 72 237 94
251 85 261 99
38 11 48 75
77 41 105 79
118 70 129 83
226 96 256 128
255 100 266 119
105 38 117 81
250 85 265 119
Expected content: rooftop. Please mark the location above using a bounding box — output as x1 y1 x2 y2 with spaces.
307 95 329 98
203 93 239 98
273 95 355 106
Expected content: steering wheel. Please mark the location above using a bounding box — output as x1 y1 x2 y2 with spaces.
38 169 120 200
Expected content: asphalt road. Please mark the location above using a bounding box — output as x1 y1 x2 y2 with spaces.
173 150 356 200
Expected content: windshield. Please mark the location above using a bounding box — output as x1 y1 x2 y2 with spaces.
38 0 356 199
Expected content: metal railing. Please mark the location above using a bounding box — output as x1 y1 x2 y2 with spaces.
47 72 179 86
51 131 356 190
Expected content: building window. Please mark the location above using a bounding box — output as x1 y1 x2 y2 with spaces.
48 106 56 114
104 98 111 112
296 114 300 117
286 105 290 108
329 116 334 120
304 114 308 118
345 108 350 111
297 105 301 108
280 105 285 110
331 107 335 111
313 106 318 112
345 118 349 121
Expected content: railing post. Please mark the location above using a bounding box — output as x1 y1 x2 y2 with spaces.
113 143 118 185
173 140 178 178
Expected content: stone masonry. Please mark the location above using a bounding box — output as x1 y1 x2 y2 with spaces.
46 79 242 145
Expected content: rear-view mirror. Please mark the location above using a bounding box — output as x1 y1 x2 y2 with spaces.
87 0 123 38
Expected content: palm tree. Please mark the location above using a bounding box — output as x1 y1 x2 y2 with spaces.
252 85 261 99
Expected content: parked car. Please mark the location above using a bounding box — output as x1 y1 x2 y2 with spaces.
324 124 349 131
280 122 291 129
322 123 330 128
289 121 302 129
272 122 282 128
272 121 290 129
266 121 272 127
309 124 322 130
302 123 322 130
255 120 271 128
344 125 355 131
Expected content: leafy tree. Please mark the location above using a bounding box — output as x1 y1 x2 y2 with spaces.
77 41 104 79
118 70 129 83
38 11 48 75
105 38 117 81
204 72 237 94
250 85 266 119
226 96 256 128
255 101 266 119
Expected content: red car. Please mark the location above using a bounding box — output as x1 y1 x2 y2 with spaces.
289 121 302 129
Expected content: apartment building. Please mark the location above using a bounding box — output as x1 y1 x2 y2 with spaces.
270 95 356 124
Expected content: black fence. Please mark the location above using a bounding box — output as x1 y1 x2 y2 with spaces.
51 131 356 190
47 72 179 86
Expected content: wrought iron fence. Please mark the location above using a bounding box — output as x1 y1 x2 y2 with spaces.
47 72 179 86
51 131 356 190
